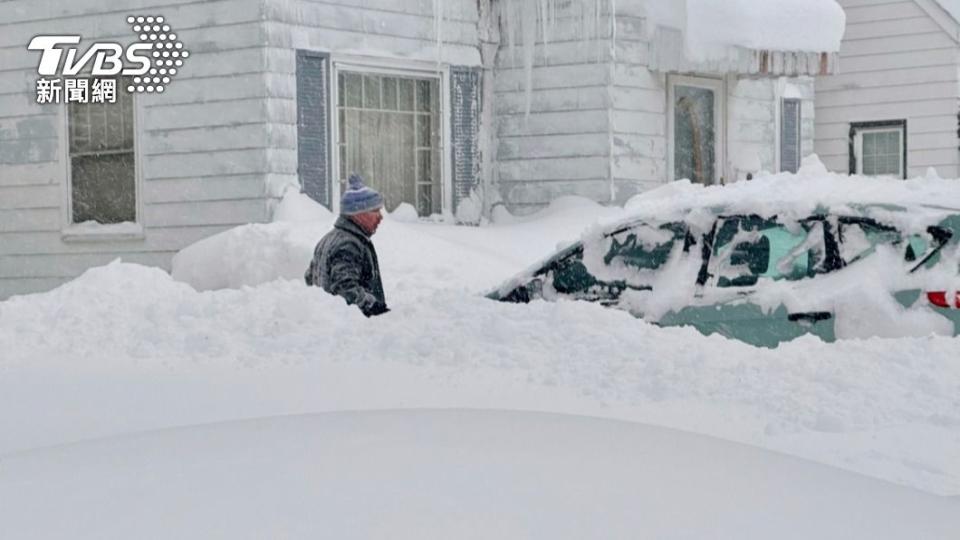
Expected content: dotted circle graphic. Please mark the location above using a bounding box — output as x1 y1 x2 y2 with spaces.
126 14 189 94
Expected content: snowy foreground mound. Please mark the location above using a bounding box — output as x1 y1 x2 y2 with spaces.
3 166 960 510
3 260 960 498
2 410 957 540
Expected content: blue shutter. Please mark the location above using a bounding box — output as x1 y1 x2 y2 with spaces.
780 98 801 174
296 50 331 207
450 66 481 216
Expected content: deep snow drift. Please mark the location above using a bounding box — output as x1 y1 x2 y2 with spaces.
2 410 958 540
3 167 960 499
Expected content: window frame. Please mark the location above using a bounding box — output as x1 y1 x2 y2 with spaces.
849 120 907 180
59 78 144 241
329 57 452 216
667 74 726 185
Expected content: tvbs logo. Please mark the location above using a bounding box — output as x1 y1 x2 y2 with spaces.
28 15 189 104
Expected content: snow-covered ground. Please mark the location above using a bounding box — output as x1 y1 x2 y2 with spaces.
2 170 960 535
3 410 958 540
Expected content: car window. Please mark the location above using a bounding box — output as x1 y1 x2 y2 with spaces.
602 222 687 271
709 216 828 288
837 218 900 266
904 227 953 272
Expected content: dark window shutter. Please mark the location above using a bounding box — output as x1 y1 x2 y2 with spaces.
450 66 481 215
780 98 801 173
296 50 331 207
780 99 801 173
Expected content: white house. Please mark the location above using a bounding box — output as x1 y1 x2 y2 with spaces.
0 0 843 299
815 0 960 179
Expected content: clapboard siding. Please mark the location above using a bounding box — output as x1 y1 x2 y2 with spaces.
0 251 174 279
499 179 613 211
816 0 960 179
258 0 480 214
0 224 233 256
0 0 261 49
0 0 272 299
494 87 609 115
0 277 70 299
843 1 927 22
489 4 618 213
497 133 610 160
609 49 667 197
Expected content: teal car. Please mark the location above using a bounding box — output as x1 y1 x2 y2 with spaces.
489 205 960 348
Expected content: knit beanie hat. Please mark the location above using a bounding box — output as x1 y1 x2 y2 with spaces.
341 174 384 215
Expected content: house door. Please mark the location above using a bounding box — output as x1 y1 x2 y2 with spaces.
668 76 725 185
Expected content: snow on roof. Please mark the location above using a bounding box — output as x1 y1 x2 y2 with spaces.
639 0 846 75
935 0 960 24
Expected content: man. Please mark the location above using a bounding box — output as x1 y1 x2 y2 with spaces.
305 174 389 317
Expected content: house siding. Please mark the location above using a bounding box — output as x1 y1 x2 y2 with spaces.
0 0 272 299
492 12 615 215
610 14 667 202
815 0 960 177
261 0 480 214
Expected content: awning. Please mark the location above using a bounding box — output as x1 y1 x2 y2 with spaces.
641 0 845 76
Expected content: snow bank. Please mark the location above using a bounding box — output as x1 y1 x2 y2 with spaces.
171 194 621 294
3 258 960 495
3 411 958 540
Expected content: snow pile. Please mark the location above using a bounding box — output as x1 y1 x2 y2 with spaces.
641 0 845 58
272 189 334 223
622 156 960 221
4 257 960 495
3 411 958 540
171 194 621 295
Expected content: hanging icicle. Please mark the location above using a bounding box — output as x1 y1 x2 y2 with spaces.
499 0 614 117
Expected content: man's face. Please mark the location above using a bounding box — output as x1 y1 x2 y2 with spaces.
352 208 383 235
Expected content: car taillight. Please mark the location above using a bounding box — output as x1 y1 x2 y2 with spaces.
926 291 960 308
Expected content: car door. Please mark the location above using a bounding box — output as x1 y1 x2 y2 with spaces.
658 215 837 347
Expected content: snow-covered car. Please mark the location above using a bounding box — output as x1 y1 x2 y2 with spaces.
489 189 960 347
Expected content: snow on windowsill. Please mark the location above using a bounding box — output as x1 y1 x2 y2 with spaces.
62 221 145 243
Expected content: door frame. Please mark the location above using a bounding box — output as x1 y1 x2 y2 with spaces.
667 74 726 184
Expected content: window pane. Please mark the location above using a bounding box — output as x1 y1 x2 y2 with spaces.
860 129 902 177
416 79 431 112
68 78 136 225
71 153 136 223
343 73 361 108
382 77 397 110
398 78 414 111
674 85 715 184
363 75 380 109
416 114 430 147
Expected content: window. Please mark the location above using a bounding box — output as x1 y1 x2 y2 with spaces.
780 98 801 173
707 216 829 288
67 76 137 224
850 120 906 179
668 76 724 185
336 71 442 216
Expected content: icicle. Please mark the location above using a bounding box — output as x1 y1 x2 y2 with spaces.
499 0 616 117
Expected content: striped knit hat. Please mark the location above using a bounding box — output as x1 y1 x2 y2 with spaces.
341 174 384 215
